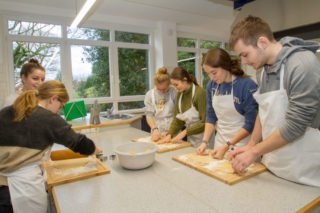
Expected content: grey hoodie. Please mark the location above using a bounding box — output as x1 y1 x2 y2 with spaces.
257 37 320 142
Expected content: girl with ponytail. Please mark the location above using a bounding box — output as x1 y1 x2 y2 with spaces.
0 80 101 213
197 48 258 159
158 67 210 148
144 67 177 141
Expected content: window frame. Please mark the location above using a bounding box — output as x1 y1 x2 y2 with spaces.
177 33 225 87
4 16 154 113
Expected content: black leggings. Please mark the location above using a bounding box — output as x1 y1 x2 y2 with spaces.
0 186 13 213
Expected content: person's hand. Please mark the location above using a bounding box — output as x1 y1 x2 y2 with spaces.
151 129 161 142
196 142 208 155
231 147 260 174
171 131 185 143
157 134 171 144
210 145 228 160
94 146 103 154
227 143 253 160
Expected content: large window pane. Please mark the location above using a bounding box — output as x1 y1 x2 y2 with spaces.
119 101 144 110
118 48 149 96
85 103 112 113
115 31 149 44
177 51 196 76
67 27 110 41
12 41 61 87
177 37 196 48
71 45 110 98
200 40 221 49
8 20 61 37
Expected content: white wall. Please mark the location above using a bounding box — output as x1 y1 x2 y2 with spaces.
234 0 320 32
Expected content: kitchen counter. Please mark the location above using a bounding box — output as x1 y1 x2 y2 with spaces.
67 114 142 131
52 125 319 213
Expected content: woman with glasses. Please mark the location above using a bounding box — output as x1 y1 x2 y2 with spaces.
197 48 258 159
3 58 45 108
0 80 101 213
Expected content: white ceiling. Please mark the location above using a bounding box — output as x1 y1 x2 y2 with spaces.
0 0 237 39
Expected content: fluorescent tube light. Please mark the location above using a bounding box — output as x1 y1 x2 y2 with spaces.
70 0 97 28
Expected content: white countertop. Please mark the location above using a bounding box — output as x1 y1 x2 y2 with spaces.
53 125 320 213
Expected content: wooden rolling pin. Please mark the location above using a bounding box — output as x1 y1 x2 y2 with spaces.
50 149 88 161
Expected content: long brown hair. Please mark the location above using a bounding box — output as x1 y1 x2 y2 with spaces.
170 67 198 86
13 80 69 121
202 48 248 77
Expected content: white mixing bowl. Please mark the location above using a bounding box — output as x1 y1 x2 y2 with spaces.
114 142 158 170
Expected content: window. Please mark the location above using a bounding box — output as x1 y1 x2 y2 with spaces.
7 19 152 113
67 27 110 41
118 48 149 96
177 51 196 76
71 45 110 98
9 20 61 37
12 41 61 87
115 31 149 44
177 37 196 48
177 36 225 87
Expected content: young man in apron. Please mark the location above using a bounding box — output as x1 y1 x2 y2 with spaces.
158 67 212 148
198 48 258 159
229 16 320 187
144 67 177 141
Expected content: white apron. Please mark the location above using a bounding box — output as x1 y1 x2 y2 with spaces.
212 77 250 149
176 84 209 148
253 65 320 187
151 88 175 133
0 163 48 213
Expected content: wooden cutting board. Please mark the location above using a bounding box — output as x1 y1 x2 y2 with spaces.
132 136 192 153
42 157 110 191
297 197 320 213
173 152 267 185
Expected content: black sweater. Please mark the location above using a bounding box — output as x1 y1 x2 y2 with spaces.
0 106 95 184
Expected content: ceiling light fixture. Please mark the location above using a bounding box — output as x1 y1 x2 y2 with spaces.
70 0 97 28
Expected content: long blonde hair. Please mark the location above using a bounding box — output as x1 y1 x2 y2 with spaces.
13 80 69 121
153 67 170 85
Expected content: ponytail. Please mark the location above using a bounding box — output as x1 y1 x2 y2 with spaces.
171 67 198 86
203 48 249 78
13 90 38 122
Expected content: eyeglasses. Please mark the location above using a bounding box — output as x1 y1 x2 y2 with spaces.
57 98 65 109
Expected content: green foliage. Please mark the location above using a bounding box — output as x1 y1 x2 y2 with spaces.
177 51 196 76
118 48 149 96
115 31 149 44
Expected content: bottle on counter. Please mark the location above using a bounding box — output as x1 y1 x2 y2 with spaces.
90 100 101 125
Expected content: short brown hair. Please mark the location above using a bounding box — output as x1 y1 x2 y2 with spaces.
229 15 275 48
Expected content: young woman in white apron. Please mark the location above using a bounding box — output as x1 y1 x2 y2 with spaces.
198 48 258 159
144 67 176 141
158 67 209 148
